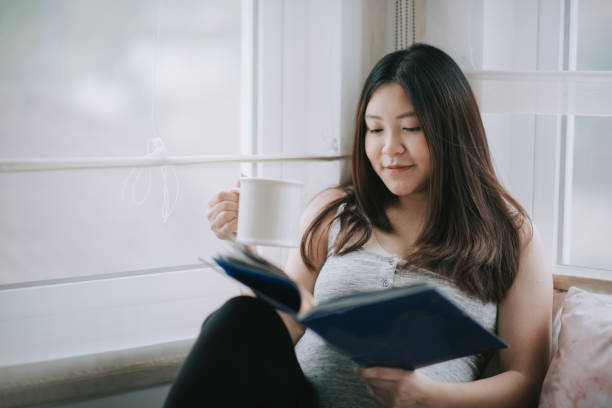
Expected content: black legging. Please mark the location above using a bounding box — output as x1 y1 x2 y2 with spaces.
163 296 316 408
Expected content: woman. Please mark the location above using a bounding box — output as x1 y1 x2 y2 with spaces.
166 43 552 407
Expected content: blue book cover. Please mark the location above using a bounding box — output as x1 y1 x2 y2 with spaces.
206 242 507 370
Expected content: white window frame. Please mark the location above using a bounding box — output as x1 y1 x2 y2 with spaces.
405 0 612 293
0 0 385 369
538 0 612 292
469 0 612 293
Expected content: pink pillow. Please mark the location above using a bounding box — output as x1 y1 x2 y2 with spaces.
539 287 612 408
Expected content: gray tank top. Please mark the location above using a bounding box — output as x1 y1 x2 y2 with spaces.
295 212 498 408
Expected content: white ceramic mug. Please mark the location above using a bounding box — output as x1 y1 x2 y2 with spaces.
233 177 304 247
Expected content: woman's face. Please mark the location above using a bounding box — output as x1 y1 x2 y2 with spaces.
364 82 431 198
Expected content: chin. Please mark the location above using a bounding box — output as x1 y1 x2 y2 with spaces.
384 180 428 198
386 184 417 197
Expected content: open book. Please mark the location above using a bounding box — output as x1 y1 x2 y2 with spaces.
203 241 507 370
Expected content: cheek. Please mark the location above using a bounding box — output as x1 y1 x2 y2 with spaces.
414 137 431 169
420 150 431 172
364 137 378 166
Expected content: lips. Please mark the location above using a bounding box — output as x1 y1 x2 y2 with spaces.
384 165 414 173
386 165 413 169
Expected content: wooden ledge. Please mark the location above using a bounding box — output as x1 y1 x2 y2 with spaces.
0 339 194 408
553 266 612 295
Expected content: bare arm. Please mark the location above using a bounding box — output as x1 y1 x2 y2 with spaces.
207 182 343 344
276 187 344 344
427 225 553 407
356 225 553 408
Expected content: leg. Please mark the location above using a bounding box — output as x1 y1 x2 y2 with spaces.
163 296 316 408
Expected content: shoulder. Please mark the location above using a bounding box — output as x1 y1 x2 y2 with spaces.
497 219 552 383
517 216 534 248
299 186 345 229
298 187 346 272
515 218 546 274
512 216 547 280
507 219 552 301
307 186 345 210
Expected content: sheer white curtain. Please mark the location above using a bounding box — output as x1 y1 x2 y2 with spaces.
0 0 388 369
0 1 246 286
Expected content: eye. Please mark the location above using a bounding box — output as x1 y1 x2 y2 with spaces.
367 128 383 134
403 126 421 132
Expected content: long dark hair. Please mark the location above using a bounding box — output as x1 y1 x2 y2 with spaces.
300 43 530 303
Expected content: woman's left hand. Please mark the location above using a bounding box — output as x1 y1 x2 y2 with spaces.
355 366 436 408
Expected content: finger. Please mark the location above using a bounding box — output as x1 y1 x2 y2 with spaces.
205 202 218 221
208 190 239 207
355 366 382 379
355 366 364 377
365 384 386 406
205 204 220 225
358 371 397 389
357 366 406 380
211 212 237 233
363 378 396 389
218 218 238 238
211 211 238 235
206 199 239 224
207 191 223 207
206 200 238 222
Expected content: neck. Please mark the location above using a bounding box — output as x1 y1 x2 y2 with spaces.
374 192 429 257
394 191 429 218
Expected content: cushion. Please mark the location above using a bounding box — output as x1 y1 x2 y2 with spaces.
539 287 612 407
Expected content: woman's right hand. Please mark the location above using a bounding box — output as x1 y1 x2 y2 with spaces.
206 179 240 240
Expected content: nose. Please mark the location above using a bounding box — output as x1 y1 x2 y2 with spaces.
381 128 406 156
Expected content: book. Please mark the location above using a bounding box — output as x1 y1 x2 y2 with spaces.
203 241 507 370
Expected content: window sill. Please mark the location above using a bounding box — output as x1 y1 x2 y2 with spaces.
553 265 612 295
0 268 237 407
2 263 608 407
0 339 193 408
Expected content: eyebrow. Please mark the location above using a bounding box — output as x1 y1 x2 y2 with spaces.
365 112 416 119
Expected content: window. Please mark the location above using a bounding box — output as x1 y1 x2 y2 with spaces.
0 0 386 370
0 0 244 286
0 0 250 368
561 0 612 270
412 0 612 286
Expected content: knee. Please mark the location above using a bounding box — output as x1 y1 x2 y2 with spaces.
200 295 269 332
